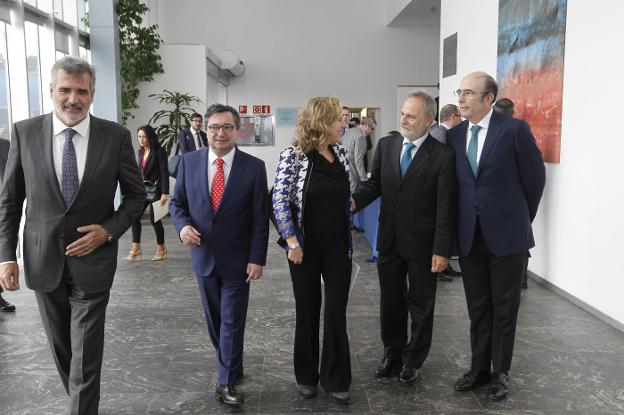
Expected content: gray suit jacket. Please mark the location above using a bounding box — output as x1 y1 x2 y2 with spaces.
0 113 146 293
428 123 448 144
341 126 368 192
0 138 9 183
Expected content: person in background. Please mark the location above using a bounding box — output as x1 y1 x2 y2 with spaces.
178 112 208 153
341 117 376 193
493 98 515 117
447 72 545 401
126 124 169 261
339 106 351 137
272 96 352 403
349 117 360 128
0 137 15 312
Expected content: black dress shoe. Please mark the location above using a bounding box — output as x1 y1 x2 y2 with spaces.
487 373 510 401
454 370 492 391
0 295 15 312
399 364 419 385
215 384 243 406
375 357 401 378
437 273 453 282
443 264 462 277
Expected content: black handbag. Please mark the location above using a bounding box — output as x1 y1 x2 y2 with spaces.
144 180 158 201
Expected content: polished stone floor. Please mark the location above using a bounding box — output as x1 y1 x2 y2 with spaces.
1 217 624 414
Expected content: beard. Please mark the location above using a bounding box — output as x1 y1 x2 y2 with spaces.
400 125 420 140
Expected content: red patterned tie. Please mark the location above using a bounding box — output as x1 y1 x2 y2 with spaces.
211 157 225 211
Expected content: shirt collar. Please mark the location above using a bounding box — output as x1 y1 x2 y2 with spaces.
402 132 428 148
208 146 236 166
468 107 494 132
440 122 451 129
52 112 90 138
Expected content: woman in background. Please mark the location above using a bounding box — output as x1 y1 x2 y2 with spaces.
126 124 169 261
272 96 352 402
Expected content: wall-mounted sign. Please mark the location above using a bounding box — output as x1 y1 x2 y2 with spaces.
239 105 248 114
237 115 275 146
253 105 262 114
276 107 298 127
262 105 271 114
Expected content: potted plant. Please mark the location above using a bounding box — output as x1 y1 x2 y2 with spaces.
148 90 201 154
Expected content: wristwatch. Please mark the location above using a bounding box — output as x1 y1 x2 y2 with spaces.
288 241 300 250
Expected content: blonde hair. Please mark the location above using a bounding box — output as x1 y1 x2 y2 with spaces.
293 96 341 153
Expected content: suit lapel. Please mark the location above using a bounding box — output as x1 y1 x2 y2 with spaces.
477 112 503 176
402 136 433 181
454 121 472 177
388 137 403 182
39 114 65 206
73 116 105 205
197 149 213 214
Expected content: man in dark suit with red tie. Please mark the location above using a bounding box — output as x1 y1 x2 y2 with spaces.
446 71 545 401
169 103 269 407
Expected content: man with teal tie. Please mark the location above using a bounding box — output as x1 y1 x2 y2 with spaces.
447 71 545 401
353 91 457 386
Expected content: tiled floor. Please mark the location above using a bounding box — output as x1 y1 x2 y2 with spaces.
1 218 624 414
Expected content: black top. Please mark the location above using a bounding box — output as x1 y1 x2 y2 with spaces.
303 148 350 239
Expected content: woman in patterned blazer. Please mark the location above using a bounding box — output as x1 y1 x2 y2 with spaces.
272 96 353 403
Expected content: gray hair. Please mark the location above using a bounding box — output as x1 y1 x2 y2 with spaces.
361 116 376 127
439 104 459 122
51 56 96 91
406 91 436 122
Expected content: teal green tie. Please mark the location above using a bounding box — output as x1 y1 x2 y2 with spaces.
467 125 481 176
400 142 416 177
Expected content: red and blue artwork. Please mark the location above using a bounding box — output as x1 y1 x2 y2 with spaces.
497 0 567 163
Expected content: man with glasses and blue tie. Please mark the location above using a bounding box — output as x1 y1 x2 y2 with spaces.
352 91 457 386
446 71 545 401
170 103 268 407
0 56 145 415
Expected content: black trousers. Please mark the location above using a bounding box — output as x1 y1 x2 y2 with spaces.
377 244 438 368
459 222 527 375
35 267 110 415
288 233 352 392
131 200 165 244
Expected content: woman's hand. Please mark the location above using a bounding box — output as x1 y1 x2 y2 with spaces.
288 246 304 264
160 194 169 206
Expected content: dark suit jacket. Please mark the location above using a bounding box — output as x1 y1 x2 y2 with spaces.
446 111 545 256
178 128 208 154
138 146 170 198
169 147 269 278
0 113 146 292
353 134 457 259
0 138 9 183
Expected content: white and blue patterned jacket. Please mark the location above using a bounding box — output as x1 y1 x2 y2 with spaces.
271 144 353 254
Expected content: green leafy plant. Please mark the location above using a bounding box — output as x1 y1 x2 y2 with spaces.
148 90 201 154
117 0 164 124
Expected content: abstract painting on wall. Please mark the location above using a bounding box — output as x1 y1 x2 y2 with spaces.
497 0 567 163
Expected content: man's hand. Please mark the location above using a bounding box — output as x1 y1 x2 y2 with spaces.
160 194 169 206
65 224 109 257
0 263 20 291
431 254 449 273
180 225 201 246
246 263 263 283
351 198 356 212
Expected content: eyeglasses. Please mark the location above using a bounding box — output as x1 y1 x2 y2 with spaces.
453 89 485 98
207 124 235 133
452 114 462 118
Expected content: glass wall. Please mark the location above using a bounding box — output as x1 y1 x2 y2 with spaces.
0 23 11 140
24 21 42 118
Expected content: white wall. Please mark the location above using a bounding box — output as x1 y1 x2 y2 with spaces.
150 0 440 180
439 0 624 326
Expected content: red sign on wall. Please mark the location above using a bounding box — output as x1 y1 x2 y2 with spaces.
262 105 271 114
238 105 248 114
252 105 262 114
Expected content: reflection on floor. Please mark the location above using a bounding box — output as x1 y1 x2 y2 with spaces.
1 218 624 414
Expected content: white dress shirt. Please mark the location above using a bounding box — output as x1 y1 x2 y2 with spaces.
52 113 90 189
465 108 494 164
400 132 428 162
208 147 235 192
